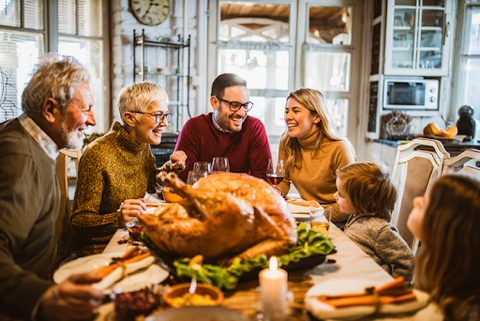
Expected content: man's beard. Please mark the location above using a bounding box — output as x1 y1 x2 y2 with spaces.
60 118 83 150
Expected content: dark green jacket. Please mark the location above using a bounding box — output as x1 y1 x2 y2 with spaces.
0 119 59 320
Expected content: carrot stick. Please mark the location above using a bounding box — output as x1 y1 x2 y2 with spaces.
123 252 152 264
375 277 406 294
95 265 118 277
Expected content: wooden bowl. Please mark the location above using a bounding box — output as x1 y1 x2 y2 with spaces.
162 283 224 307
162 187 185 203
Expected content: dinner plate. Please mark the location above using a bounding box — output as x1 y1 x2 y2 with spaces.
288 202 324 214
53 252 169 294
305 278 429 320
145 306 253 321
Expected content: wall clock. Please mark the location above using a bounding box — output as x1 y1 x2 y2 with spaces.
130 0 170 26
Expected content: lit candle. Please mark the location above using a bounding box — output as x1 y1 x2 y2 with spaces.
259 256 288 320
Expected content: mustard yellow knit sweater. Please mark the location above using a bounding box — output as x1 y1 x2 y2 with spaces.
63 122 175 257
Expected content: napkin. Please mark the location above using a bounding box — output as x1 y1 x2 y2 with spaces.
305 278 429 320
92 248 155 290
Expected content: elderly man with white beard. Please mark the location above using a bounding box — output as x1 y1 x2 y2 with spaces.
0 54 104 321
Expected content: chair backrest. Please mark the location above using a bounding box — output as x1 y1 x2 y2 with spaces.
55 149 82 241
442 149 480 178
391 138 449 254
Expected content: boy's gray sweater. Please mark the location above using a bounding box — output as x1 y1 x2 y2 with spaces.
344 214 415 283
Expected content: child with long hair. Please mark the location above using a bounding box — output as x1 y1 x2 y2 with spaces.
407 174 480 320
334 162 414 282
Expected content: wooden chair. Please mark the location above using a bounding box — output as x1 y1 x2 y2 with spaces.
391 138 449 254
55 149 82 241
442 149 480 180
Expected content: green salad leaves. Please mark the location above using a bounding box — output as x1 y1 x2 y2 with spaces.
172 223 335 290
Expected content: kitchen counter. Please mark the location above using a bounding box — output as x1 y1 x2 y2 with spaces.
371 138 480 156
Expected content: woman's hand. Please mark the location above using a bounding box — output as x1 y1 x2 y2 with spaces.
117 198 147 227
170 150 187 170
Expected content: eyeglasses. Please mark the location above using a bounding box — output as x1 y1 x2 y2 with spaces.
216 96 254 112
130 111 173 123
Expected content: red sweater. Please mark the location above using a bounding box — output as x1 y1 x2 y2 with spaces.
175 113 271 181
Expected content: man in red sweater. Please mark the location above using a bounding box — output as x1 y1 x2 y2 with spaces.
175 73 271 181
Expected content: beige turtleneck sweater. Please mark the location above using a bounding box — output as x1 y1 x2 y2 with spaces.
277 129 355 222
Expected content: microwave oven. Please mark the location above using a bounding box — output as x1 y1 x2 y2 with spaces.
383 78 439 110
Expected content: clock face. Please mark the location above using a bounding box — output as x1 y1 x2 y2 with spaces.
130 0 170 26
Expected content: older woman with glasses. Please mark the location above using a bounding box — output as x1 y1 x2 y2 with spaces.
61 82 187 258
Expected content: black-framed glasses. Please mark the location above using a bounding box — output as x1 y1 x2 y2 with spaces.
130 111 173 123
216 96 254 112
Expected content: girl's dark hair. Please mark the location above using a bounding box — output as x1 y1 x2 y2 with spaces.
415 174 480 320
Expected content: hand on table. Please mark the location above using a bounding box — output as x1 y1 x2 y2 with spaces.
39 272 104 321
170 150 187 170
117 198 147 227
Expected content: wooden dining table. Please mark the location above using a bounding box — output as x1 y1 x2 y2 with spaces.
95 213 395 321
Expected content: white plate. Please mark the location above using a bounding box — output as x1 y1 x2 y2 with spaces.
305 278 429 320
288 202 324 214
53 252 169 294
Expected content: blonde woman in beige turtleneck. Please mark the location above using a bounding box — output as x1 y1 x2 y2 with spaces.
277 88 355 223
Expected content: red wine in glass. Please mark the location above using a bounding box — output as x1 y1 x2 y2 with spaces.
266 159 285 186
267 174 284 186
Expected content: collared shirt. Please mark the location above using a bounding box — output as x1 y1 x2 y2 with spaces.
211 113 232 133
19 113 59 160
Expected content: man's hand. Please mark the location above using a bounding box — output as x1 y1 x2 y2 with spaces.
170 150 187 170
117 198 147 227
39 272 105 321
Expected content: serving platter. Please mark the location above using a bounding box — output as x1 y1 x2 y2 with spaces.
141 234 334 287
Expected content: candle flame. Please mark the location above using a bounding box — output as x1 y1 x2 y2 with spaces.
269 256 278 270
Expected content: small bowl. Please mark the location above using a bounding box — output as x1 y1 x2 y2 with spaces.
111 286 161 319
126 220 143 241
162 283 224 307
162 187 185 203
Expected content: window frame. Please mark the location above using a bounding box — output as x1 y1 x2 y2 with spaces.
451 0 480 123
0 0 110 132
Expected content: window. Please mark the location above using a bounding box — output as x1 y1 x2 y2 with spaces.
453 2 480 126
208 0 363 149
0 0 108 133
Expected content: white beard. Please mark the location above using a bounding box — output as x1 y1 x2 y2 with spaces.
60 120 83 150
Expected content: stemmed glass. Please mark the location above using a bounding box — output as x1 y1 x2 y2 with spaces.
193 161 212 175
186 170 208 186
212 157 230 173
266 159 285 187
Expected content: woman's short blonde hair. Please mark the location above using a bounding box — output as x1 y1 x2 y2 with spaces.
117 82 168 124
336 162 397 220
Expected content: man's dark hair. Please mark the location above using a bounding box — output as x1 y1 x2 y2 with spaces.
211 73 247 97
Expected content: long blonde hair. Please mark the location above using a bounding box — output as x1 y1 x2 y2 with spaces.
415 175 480 320
282 88 341 169
337 162 396 220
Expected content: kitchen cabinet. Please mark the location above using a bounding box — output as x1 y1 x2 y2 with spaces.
133 29 191 132
384 0 453 76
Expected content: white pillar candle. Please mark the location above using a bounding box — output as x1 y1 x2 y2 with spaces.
259 256 288 320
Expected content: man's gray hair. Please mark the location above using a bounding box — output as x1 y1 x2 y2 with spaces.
22 54 91 114
117 82 168 124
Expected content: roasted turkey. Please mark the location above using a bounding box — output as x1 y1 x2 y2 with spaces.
139 172 297 262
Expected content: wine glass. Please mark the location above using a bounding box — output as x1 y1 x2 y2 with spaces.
212 157 230 173
193 161 212 174
186 170 208 186
266 159 285 187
